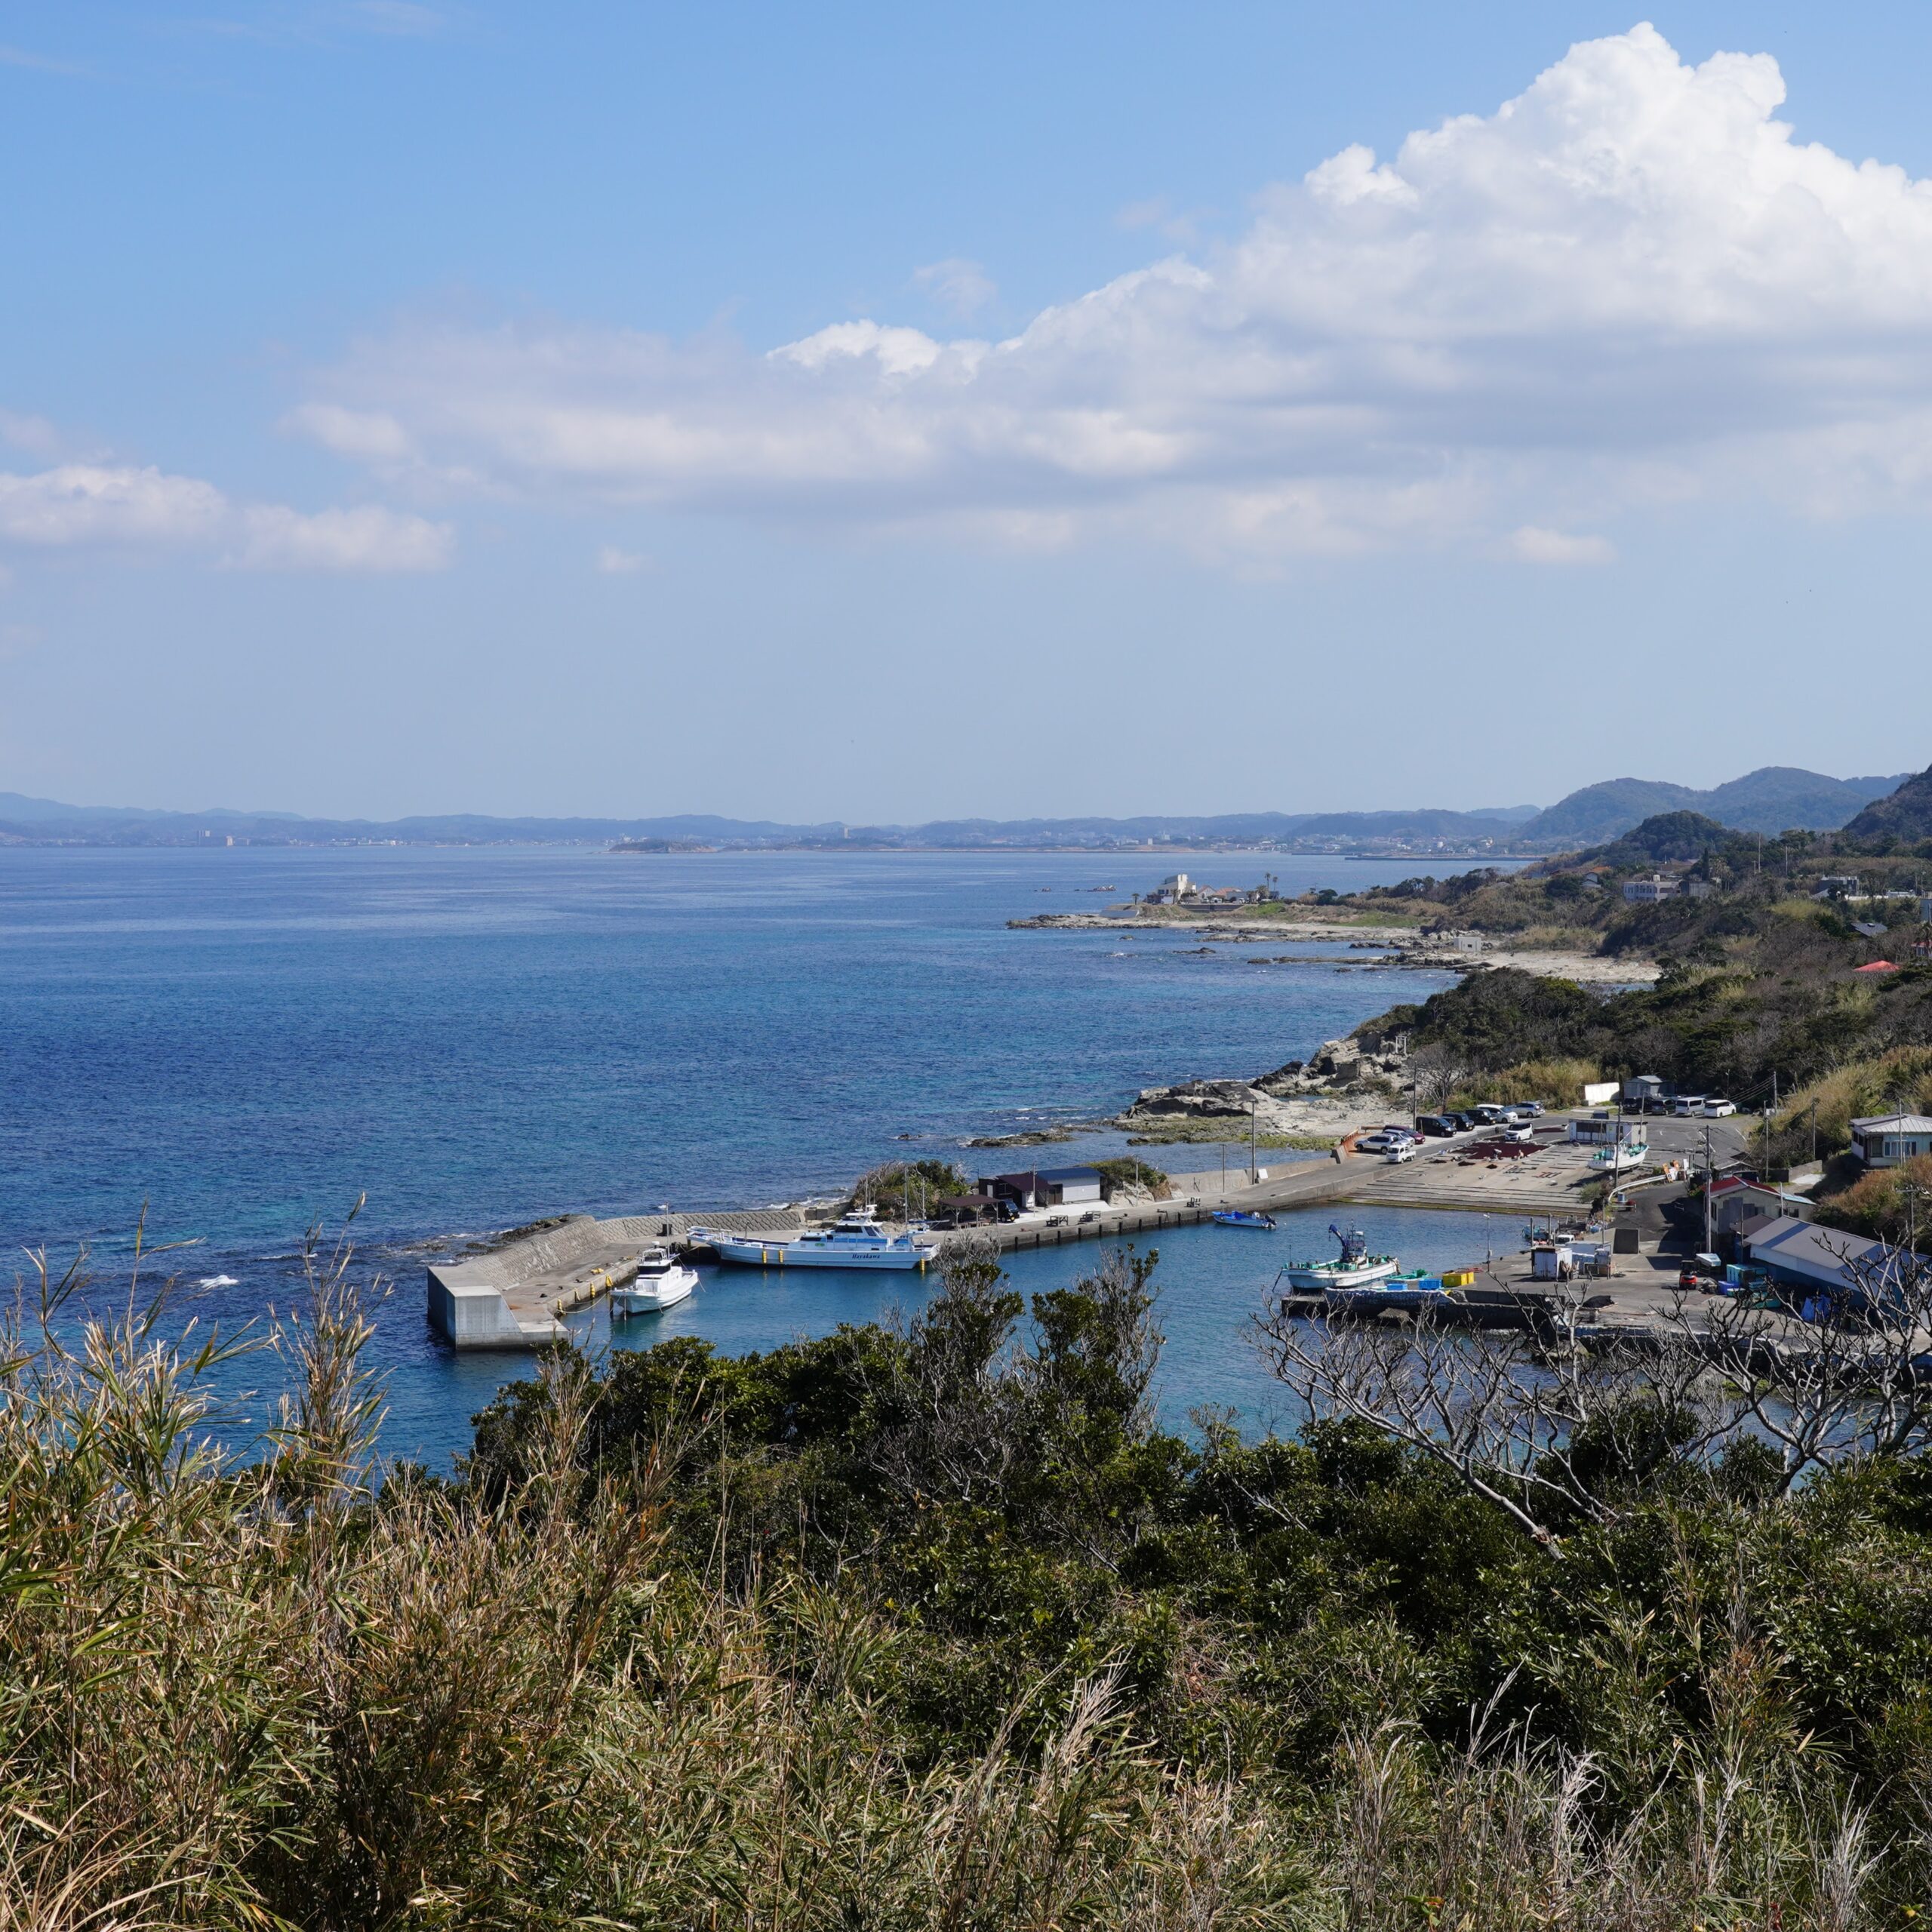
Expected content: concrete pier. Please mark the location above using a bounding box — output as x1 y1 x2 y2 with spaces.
426 1208 807 1348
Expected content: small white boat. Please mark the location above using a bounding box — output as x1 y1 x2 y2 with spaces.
1278 1225 1401 1291
690 1205 939 1272
1590 1140 1649 1174
611 1246 698 1315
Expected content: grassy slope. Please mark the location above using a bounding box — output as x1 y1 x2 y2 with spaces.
17 1243 1932 1927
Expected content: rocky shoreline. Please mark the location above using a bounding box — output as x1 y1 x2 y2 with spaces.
1007 912 1657 987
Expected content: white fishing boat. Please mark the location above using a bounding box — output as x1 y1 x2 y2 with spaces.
611 1245 698 1315
691 1206 939 1272
1277 1224 1401 1291
1590 1139 1649 1174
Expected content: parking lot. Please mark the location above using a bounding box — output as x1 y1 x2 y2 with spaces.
1337 1104 1754 1217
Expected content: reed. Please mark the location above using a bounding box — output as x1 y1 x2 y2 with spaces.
0 1235 1924 1927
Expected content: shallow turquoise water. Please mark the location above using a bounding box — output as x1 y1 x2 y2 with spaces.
0 844 1506 1464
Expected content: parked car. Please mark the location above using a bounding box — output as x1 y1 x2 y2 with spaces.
1644 1096 1674 1115
1518 1100 1546 1116
1672 1095 1707 1116
1384 1141 1416 1163
1356 1132 1398 1152
1450 1110 1480 1131
1473 1103 1508 1125
1415 1115 1457 1137
1702 1097 1737 1117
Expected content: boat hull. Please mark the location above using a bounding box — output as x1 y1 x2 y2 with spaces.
706 1235 936 1271
613 1271 697 1315
1280 1256 1399 1290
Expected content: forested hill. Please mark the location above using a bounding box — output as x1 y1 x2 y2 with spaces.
1842 758 1932 841
1519 765 1905 844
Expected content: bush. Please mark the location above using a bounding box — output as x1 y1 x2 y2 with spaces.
850 1158 969 1214
17 1229 1932 1924
1091 1155 1171 1199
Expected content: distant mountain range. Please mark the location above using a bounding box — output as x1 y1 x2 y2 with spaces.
0 765 1913 852
0 795 1544 851
1517 768 1907 844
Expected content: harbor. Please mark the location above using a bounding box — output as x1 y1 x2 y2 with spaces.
426 1103 1756 1348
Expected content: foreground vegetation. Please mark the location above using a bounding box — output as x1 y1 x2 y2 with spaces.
12 1226 1932 1928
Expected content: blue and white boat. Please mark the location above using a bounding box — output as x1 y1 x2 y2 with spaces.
1212 1210 1277 1230
690 1206 940 1271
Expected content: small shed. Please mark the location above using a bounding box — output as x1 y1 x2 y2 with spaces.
1034 1165 1104 1207
1623 1074 1667 1106
980 1166 1105 1210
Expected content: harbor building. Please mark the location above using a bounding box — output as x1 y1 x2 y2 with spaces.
1622 875 1681 903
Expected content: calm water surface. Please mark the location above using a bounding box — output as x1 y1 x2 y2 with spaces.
0 844 1512 1463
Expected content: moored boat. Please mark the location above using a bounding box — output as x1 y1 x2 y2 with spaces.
1212 1210 1277 1230
691 1206 939 1271
1590 1139 1649 1173
1277 1224 1400 1291
611 1246 698 1315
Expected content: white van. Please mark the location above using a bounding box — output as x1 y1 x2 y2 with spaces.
1701 1097 1737 1117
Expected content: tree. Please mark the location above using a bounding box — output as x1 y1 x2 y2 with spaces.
1260 1232 1932 1549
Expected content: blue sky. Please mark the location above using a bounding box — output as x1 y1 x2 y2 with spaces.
5 2 1932 821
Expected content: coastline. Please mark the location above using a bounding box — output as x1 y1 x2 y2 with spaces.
1007 911 1660 987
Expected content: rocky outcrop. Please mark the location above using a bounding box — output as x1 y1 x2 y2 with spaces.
1118 1078 1266 1128
1120 1035 1406 1136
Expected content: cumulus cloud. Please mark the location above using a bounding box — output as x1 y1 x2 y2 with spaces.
0 463 452 571
291 24 1932 557
912 257 997 318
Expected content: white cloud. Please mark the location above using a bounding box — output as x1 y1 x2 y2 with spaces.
912 257 997 319
1508 527 1617 566
0 463 451 571
283 401 415 460
595 544 649 574
292 24 1932 558
0 411 64 458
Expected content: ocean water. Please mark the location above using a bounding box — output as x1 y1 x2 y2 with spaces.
0 844 1503 1463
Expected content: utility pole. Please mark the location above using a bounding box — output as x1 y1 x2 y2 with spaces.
1249 1100 1257 1185
1703 1121 1715 1257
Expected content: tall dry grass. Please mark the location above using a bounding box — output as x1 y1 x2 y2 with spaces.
0 1235 1917 1928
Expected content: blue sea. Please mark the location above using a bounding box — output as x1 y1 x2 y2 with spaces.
0 844 1515 1464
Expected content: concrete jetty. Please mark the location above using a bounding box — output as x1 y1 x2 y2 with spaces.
427 1208 806 1347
